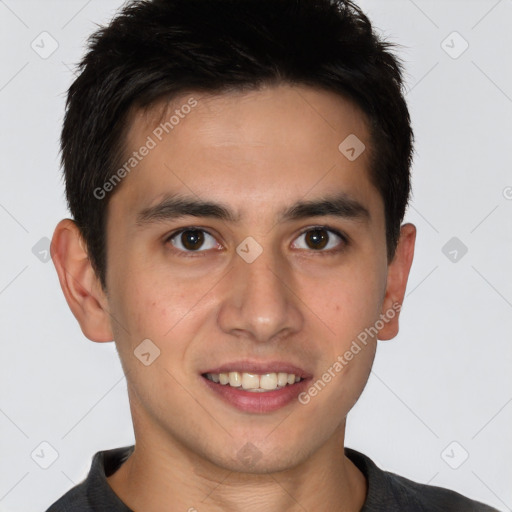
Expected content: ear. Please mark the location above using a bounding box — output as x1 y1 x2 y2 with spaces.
377 223 416 341
51 219 114 342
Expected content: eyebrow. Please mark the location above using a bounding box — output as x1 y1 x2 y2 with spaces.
136 192 370 226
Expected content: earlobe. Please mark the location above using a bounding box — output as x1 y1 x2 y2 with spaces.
378 223 416 341
51 219 114 342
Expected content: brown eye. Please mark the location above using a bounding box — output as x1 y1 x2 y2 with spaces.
292 227 346 253
180 230 204 250
304 229 329 250
168 229 218 252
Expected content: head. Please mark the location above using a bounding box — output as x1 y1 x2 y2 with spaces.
60 0 413 288
52 0 416 474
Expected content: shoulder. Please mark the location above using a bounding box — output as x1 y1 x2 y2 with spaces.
45 480 90 512
382 470 499 512
345 448 499 512
44 446 134 512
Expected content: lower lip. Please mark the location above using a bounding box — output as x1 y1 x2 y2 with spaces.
201 375 310 413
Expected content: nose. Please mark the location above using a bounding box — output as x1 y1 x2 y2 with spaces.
217 243 304 344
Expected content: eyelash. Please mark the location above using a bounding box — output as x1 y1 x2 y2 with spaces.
164 225 349 258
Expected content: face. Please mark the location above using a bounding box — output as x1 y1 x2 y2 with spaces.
98 84 398 472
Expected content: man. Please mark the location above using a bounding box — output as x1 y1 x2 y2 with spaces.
47 0 498 510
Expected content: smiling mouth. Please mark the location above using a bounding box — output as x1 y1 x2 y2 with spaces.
202 371 303 392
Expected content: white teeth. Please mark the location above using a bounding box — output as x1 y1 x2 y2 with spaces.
205 371 303 391
242 372 260 390
228 371 242 387
277 372 288 387
260 373 278 390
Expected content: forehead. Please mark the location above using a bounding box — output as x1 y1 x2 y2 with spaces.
112 84 381 221
137 84 371 152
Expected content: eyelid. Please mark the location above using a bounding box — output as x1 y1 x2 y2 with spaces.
164 224 349 255
292 225 348 253
297 224 348 241
165 226 222 255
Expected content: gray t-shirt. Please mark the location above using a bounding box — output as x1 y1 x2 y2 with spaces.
45 445 499 511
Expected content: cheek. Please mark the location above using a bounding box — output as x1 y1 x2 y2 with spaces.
107 267 213 379
108 248 183 329
107 272 170 350
322 267 384 334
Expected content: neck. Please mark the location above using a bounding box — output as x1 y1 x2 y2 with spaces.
107 409 366 512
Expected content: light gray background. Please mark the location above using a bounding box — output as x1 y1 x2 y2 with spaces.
0 1 511 510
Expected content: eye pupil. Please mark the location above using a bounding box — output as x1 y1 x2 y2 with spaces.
181 229 204 250
306 229 328 250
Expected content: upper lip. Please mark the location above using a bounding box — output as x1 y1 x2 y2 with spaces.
201 360 312 379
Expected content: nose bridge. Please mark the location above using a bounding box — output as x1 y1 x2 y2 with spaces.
217 240 303 342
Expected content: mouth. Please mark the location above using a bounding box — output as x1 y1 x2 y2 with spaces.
203 371 303 392
200 362 312 413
